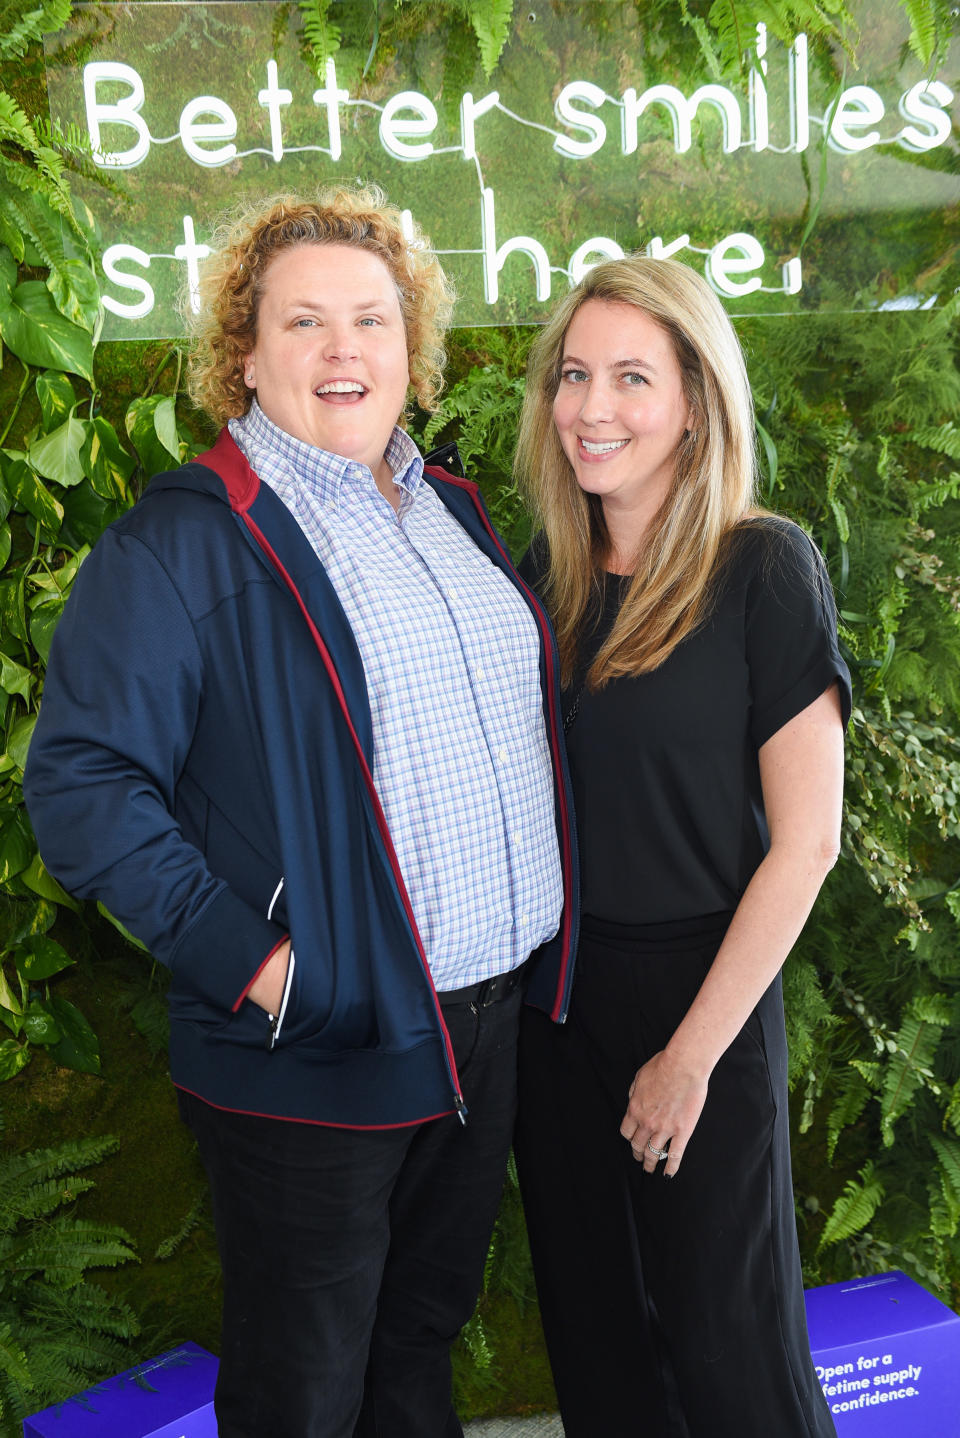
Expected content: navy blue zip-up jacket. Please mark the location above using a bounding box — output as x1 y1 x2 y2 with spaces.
24 431 579 1128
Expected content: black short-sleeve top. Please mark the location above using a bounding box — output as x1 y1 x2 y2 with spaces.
527 519 852 926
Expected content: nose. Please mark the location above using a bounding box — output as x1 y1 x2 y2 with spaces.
322 323 360 363
578 380 614 427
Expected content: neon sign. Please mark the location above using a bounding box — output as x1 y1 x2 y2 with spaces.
44 3 959 335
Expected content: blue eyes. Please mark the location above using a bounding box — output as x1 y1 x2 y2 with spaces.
293 316 381 329
560 367 646 386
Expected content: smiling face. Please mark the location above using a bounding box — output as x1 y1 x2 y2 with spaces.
243 243 410 485
552 298 694 530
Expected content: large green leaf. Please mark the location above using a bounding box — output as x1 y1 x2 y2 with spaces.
0 1037 30 1081
19 852 80 911
6 713 35 773
1 453 63 533
47 994 100 1074
0 462 12 525
0 573 29 644
0 651 32 702
15 934 73 981
29 599 64 665
126 394 182 481
35 370 76 431
0 810 33 883
0 895 57 948
81 415 136 501
0 964 22 1017
0 278 93 382
153 395 181 461
0 246 15 295
0 523 11 573
97 901 148 952
23 998 61 1045
46 258 101 335
29 414 87 488
0 216 24 262
60 483 125 548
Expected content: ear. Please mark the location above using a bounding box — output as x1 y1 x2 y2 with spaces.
243 353 256 389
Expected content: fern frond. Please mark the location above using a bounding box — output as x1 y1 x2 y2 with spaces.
465 0 514 77
298 0 341 74
819 1161 885 1247
0 1136 119 1231
909 422 960 462
154 1187 207 1259
880 996 949 1143
901 0 939 68
826 1066 872 1161
13 1218 137 1284
928 1133 960 1230
705 0 746 72
0 0 71 60
678 1 725 81
849 1058 882 1086
0 92 69 201
0 1322 31 1388
946 1076 960 1136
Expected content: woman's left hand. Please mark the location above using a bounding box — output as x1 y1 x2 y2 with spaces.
619 1050 709 1178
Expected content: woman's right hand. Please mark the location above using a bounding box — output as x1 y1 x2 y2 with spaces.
246 939 291 1015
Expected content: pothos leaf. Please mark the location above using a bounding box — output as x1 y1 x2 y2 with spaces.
46 994 100 1074
0 1037 30 1080
16 935 73 981
0 278 93 382
35 370 76 431
29 415 87 489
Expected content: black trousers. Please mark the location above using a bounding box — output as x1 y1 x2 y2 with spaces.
515 915 836 1438
178 984 522 1438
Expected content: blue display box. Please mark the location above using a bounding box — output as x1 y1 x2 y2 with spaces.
805 1271 960 1434
22 1343 218 1438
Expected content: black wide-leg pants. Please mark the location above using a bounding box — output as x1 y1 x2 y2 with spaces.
515 914 836 1438
178 985 522 1438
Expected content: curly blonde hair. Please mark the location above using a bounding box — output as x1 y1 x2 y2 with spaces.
186 185 454 427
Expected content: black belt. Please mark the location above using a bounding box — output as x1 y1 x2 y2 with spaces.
437 963 527 1009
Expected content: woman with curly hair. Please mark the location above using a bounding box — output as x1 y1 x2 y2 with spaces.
513 255 847 1437
25 186 577 1438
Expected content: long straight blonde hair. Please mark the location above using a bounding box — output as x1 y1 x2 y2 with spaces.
515 256 759 687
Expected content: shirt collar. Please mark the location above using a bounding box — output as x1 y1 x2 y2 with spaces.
229 401 424 509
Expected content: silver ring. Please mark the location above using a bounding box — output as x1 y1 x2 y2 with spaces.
646 1140 669 1161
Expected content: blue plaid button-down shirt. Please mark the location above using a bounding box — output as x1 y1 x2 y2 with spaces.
229 403 562 989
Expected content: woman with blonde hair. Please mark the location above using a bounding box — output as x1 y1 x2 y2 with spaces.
26 186 577 1438
513 256 846 1436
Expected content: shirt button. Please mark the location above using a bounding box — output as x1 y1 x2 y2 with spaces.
497 747 507 762
519 912 529 925
512 832 522 846
475 666 485 682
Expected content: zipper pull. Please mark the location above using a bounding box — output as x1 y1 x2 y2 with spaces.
265 1013 279 1051
455 1094 468 1126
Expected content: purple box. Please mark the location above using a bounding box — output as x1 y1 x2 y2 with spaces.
22 1343 218 1438
805 1271 960 1434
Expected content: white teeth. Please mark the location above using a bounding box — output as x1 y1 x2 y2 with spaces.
581 438 628 454
316 381 365 395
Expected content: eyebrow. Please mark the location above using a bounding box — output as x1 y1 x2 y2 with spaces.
562 352 659 374
282 297 392 313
